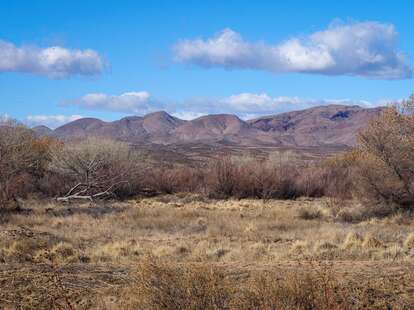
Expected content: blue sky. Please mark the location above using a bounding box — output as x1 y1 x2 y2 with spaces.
1 0 413 128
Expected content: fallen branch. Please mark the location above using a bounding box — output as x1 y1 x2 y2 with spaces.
56 195 93 203
56 181 129 203
65 183 87 197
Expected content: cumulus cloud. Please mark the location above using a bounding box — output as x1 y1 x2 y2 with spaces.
185 93 371 119
67 91 160 114
174 21 412 79
0 40 104 78
64 90 377 120
221 93 305 114
171 111 207 120
25 115 83 129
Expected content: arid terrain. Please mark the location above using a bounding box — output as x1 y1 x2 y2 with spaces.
3 1 414 307
1 196 414 308
2 100 414 309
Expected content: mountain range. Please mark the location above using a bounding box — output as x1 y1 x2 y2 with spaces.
33 104 385 148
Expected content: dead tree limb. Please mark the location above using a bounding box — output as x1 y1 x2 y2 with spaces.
56 181 129 203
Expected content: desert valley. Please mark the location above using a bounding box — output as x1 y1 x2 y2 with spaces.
2 1 414 309
2 100 414 308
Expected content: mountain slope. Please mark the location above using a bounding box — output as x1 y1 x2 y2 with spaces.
42 105 385 147
248 105 385 146
54 118 107 139
173 114 270 144
32 125 53 137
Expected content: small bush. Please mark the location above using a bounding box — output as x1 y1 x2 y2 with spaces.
120 259 233 309
336 208 364 223
361 235 384 249
343 232 363 249
404 233 414 250
297 207 322 220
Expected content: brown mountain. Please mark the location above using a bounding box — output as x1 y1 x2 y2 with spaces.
248 104 385 147
53 112 185 143
41 104 385 147
32 125 53 137
172 114 278 145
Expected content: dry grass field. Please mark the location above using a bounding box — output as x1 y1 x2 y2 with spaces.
3 103 414 308
1 195 414 308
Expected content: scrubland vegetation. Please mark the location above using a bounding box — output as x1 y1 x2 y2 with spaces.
3 97 414 215
1 96 414 308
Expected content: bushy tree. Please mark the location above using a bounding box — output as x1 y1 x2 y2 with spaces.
352 94 414 209
50 138 138 201
0 121 53 207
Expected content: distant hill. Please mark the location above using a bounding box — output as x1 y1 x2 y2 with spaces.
248 105 385 147
35 104 385 148
32 125 54 137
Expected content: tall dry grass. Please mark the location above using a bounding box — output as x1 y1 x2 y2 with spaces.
119 259 411 310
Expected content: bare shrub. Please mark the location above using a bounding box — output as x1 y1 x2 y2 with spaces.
297 207 322 220
145 168 178 194
323 154 354 199
0 121 54 207
136 156 332 201
256 162 299 200
296 154 354 200
336 208 365 223
145 166 204 194
206 156 239 198
296 164 329 198
206 156 300 200
49 138 139 201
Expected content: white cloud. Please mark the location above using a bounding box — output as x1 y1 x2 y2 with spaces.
174 21 412 79
197 93 371 118
222 93 304 113
0 40 104 78
171 111 207 120
64 90 379 120
68 91 161 114
166 93 374 119
25 115 83 129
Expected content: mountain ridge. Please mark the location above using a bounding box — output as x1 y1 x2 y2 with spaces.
34 104 386 147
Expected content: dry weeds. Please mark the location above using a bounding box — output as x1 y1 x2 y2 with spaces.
1 196 414 308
